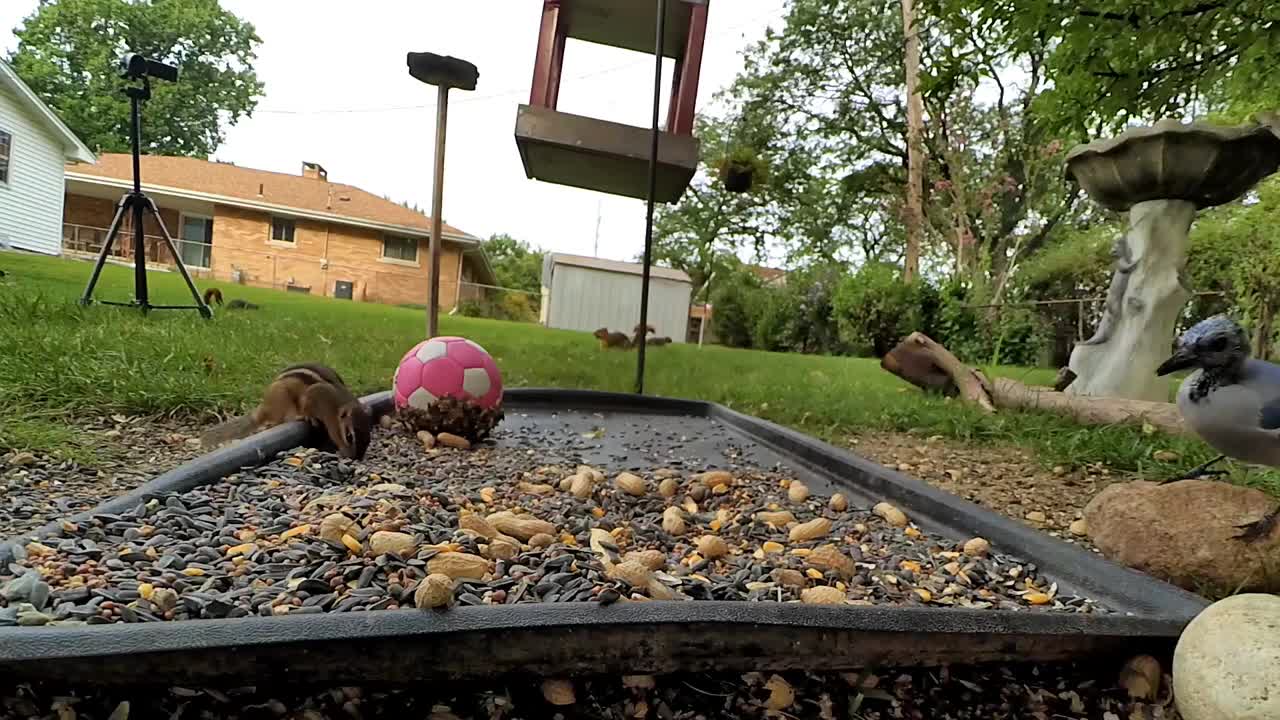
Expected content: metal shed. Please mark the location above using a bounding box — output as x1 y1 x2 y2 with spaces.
541 253 692 342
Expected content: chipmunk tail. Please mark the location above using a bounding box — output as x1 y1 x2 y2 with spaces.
199 414 259 449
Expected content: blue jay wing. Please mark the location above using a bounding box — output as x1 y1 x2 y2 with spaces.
1261 397 1280 430
1243 359 1280 430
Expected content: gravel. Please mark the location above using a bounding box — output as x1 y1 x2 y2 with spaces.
0 663 1180 719
2 415 205 539
0 413 1108 627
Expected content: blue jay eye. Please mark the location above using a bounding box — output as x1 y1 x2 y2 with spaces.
1207 336 1228 352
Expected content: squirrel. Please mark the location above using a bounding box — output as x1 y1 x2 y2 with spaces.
632 323 656 347
1079 234 1137 346
200 363 371 459
594 328 632 350
203 287 260 310
647 336 672 346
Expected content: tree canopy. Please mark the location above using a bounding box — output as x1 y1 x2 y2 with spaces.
482 234 544 294
663 0 1280 361
8 0 263 157
925 0 1280 134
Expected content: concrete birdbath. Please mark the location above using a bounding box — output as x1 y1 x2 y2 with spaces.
1063 117 1280 402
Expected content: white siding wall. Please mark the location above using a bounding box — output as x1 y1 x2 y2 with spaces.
0 84 69 255
547 264 692 342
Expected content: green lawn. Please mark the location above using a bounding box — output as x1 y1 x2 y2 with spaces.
0 249 1264 493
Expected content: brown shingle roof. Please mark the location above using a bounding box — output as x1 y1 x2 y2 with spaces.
747 264 787 283
67 154 476 240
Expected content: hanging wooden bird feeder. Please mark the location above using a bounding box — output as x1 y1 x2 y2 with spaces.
514 0 709 203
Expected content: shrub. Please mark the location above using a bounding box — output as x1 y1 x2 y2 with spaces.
790 267 845 355
454 293 539 323
498 292 539 323
984 306 1048 366
456 299 488 318
928 279 1047 366
710 279 762 348
752 288 799 352
832 263 927 357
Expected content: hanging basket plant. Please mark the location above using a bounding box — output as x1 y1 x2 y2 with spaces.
717 147 769 193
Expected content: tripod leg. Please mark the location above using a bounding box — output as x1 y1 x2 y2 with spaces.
79 195 131 306
145 197 211 319
130 191 149 312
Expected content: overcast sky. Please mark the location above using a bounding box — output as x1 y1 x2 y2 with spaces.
2 1 785 264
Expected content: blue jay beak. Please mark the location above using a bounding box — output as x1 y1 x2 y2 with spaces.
1156 348 1195 376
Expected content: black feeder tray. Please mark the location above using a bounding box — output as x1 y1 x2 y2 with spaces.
0 389 1208 687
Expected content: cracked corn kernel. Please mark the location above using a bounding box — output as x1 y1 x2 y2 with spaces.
341 534 362 554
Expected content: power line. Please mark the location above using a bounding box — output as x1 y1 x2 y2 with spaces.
254 3 786 116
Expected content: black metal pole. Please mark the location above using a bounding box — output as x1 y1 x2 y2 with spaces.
635 0 667 395
129 83 148 311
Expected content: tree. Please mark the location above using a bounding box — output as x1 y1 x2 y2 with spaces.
717 0 1081 289
9 0 263 157
651 121 770 301
482 234 543 294
926 0 1280 135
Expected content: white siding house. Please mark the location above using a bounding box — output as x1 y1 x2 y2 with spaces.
541 253 693 342
0 60 95 254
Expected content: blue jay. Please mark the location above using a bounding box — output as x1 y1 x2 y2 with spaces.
1156 314 1280 542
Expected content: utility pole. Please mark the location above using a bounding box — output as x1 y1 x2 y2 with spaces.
901 0 924 283
593 199 602 257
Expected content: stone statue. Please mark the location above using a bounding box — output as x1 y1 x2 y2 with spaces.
1063 117 1280 402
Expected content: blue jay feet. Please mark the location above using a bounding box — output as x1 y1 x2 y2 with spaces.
1161 454 1228 485
1234 506 1280 543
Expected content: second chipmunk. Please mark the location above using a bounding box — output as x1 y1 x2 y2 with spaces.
201 363 372 459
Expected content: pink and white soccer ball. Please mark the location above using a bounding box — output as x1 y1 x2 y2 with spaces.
393 336 503 411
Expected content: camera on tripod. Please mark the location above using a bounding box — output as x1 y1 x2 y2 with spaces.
79 51 209 317
120 53 180 83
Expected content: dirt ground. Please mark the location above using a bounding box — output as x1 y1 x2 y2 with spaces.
845 432 1128 550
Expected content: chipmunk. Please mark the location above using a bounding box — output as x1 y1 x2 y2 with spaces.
200 363 371 459
203 287 260 310
594 328 632 350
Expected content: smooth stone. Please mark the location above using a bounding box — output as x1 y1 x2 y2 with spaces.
1 571 38 602
1085 480 1280 592
1174 593 1280 720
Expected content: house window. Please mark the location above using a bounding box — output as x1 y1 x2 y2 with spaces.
382 234 418 262
271 217 295 243
0 129 12 185
180 215 214 269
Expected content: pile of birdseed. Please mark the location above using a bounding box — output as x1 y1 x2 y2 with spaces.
0 663 1178 719
0 425 1106 626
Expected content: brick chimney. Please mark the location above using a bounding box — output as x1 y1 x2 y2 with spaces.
302 161 328 181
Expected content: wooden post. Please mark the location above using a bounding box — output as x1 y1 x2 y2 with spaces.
426 84 449 338
529 1 564 109
667 0 708 136
901 0 924 282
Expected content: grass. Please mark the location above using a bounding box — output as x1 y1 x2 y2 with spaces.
1 249 1274 497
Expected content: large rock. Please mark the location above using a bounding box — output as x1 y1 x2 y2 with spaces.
1174 593 1280 720
1083 480 1280 592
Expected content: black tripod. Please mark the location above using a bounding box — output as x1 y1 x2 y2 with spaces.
79 76 211 318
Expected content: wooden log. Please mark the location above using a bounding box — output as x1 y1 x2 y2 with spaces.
880 332 995 412
881 332 1188 436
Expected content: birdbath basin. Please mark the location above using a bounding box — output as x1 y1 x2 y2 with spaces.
1064 117 1280 402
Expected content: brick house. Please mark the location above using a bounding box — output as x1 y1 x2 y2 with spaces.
61 154 495 307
